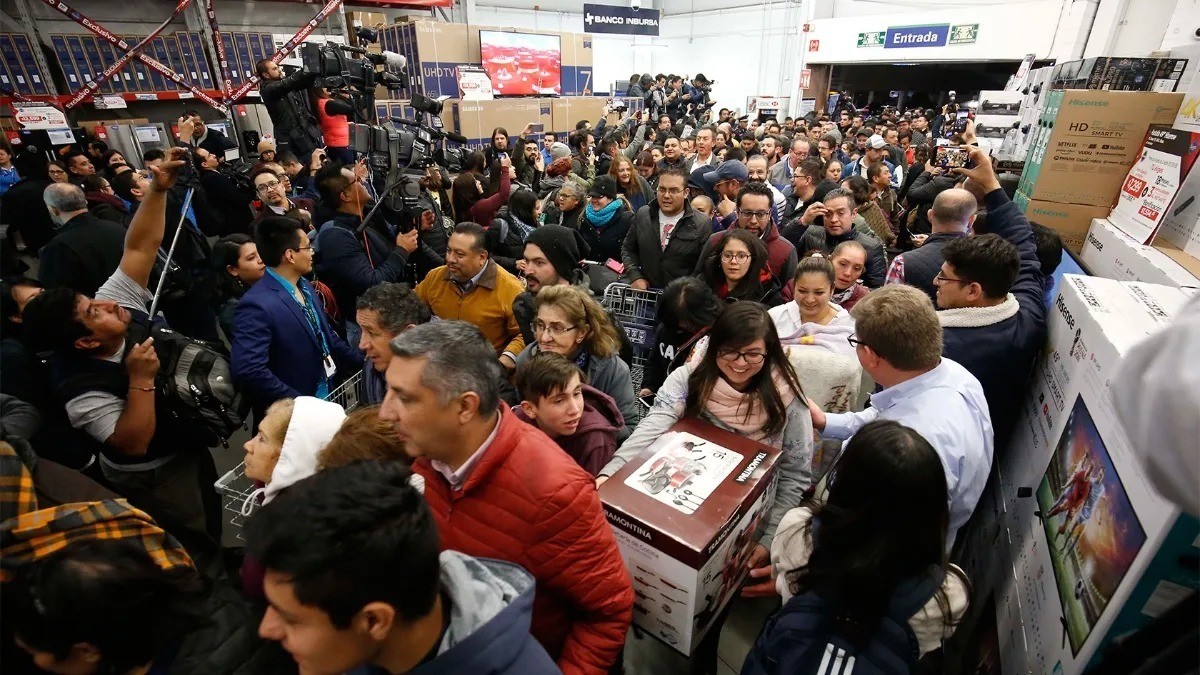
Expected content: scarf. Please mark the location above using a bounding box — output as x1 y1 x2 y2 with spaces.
586 199 623 228
703 367 798 442
86 191 129 213
510 213 536 241
831 283 856 306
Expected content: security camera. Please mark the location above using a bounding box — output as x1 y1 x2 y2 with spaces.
631 0 642 10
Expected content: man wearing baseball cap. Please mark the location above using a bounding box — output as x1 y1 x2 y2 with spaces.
845 134 902 189
701 159 750 231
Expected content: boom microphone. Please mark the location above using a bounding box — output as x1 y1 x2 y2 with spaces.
366 51 407 70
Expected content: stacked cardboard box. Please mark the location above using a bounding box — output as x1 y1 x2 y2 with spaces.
1081 219 1199 289
1013 90 1183 252
1050 57 1189 92
552 96 607 134
445 97 554 150
983 275 1198 673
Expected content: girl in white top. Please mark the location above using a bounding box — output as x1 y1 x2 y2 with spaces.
769 254 857 359
770 419 969 657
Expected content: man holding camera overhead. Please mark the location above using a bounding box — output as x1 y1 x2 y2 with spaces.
256 59 323 159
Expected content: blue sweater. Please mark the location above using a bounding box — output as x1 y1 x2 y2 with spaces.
940 188 1047 454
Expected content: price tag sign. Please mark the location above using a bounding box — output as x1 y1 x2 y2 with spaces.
94 94 127 110
13 104 68 130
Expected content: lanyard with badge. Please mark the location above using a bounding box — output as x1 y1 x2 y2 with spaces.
298 286 337 380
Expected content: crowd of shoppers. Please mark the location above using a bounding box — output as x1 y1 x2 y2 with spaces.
2 83 1109 675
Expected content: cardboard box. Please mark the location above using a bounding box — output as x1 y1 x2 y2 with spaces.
991 275 1197 674
347 12 387 48
551 96 608 134
559 32 594 96
1016 90 1183 208
1108 126 1200 243
1051 57 1189 92
380 20 473 99
1081 218 1200 289
447 98 553 150
599 419 780 655
1154 149 1200 262
1014 193 1110 254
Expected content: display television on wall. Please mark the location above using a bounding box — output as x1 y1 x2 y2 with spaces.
479 30 562 96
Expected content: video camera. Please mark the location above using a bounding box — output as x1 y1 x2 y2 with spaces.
300 41 408 92
348 93 467 226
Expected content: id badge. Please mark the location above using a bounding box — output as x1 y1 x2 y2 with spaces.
323 355 337 379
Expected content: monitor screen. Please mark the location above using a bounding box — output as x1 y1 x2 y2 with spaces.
479 30 561 96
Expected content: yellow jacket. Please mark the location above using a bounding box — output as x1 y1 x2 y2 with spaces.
415 260 526 360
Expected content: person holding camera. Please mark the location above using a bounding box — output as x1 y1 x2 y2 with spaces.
256 59 323 159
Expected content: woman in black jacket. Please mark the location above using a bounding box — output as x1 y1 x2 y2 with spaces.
553 181 586 230
488 188 540 275
699 228 785 307
578 176 633 264
640 276 722 399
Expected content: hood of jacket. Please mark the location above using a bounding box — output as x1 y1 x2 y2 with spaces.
263 397 347 505
575 384 624 436
407 551 549 674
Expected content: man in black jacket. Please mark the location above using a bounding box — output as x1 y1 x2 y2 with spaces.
179 111 237 158
621 167 712 290
195 148 253 235
884 188 974 302
794 188 887 287
256 59 322 158
38 183 126 297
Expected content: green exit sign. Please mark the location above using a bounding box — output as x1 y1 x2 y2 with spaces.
857 31 885 47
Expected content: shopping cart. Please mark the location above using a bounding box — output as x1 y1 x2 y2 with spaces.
602 283 662 420
214 370 366 541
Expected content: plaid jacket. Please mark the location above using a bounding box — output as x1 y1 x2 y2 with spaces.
0 443 193 582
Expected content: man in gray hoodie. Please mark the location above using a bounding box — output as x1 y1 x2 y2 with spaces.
248 460 557 675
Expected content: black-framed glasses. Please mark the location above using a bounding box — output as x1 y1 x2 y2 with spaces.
846 335 869 350
532 320 579 337
720 251 751 263
738 209 771 221
256 179 282 193
934 271 970 285
717 348 766 365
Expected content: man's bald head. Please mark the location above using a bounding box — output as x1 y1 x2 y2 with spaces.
929 188 978 234
960 177 988 206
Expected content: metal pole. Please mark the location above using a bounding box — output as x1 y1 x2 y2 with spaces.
148 186 196 321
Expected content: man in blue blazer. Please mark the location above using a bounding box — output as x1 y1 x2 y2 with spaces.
232 215 362 417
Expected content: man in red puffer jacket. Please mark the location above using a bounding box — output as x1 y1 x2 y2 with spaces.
379 320 633 675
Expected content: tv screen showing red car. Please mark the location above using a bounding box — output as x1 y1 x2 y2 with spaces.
480 30 562 96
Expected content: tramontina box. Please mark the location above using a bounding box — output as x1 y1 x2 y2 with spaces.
599 418 780 655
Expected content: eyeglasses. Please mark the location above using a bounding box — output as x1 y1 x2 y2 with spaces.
657 186 685 195
717 348 766 365
532 320 579 337
256 179 281 194
846 335 872 350
738 209 771 221
48 168 66 175
934 272 970 285
289 245 315 254
721 252 751 263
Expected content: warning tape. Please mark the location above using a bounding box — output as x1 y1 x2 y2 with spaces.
226 0 344 102
203 0 233 101
36 0 228 113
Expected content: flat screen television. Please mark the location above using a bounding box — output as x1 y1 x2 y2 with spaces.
479 30 561 96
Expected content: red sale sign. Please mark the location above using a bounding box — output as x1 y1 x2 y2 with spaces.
1122 175 1146 198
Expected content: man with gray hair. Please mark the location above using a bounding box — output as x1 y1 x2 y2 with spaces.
379 320 633 673
355 282 433 405
38 182 127 296
884 187 977 302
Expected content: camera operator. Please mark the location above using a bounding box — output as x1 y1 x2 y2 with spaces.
256 59 323 159
311 86 356 164
178 111 237 158
193 147 254 236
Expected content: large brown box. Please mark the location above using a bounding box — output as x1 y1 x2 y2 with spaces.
551 96 607 134
599 418 780 655
447 98 553 150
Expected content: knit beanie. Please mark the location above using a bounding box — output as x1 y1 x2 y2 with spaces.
525 224 591 282
549 142 572 162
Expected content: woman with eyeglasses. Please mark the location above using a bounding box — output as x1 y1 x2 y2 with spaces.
47 160 70 184
514 284 638 441
758 420 969 666
699 228 784 307
769 254 857 358
600 302 812 600
550 180 586 230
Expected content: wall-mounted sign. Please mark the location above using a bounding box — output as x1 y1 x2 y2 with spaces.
799 69 811 89
808 39 820 52
583 3 660 36
885 24 949 48
949 23 980 44
857 32 885 48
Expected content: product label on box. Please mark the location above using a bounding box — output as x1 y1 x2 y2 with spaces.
625 432 744 515
1109 126 1200 243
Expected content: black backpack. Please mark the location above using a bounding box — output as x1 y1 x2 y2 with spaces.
147 325 248 446
741 570 942 675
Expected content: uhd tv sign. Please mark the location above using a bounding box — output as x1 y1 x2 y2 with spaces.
583 3 660 36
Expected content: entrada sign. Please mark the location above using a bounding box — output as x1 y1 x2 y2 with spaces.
855 23 980 48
